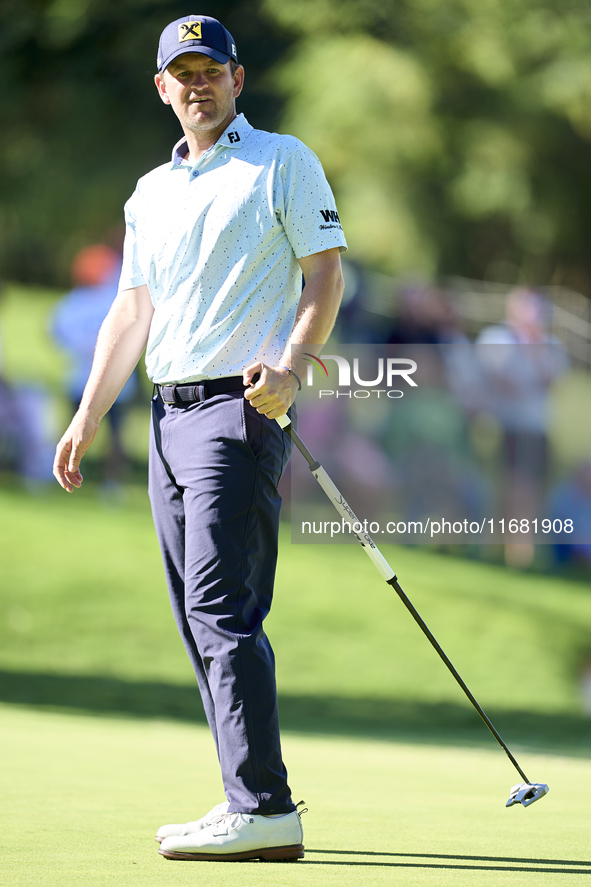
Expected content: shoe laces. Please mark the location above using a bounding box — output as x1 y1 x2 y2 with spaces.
211 811 252 829
203 801 228 824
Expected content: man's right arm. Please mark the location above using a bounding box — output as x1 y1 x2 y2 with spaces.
53 284 154 492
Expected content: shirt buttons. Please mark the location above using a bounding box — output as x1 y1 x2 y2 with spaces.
192 170 199 177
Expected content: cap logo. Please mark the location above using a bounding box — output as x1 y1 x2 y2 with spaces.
178 21 202 42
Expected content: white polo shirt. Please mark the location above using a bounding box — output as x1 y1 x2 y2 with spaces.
119 113 347 383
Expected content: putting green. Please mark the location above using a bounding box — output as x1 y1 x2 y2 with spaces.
1 704 589 886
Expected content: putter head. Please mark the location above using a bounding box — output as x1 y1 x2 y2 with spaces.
506 782 549 808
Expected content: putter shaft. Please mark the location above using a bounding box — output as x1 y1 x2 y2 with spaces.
278 414 531 786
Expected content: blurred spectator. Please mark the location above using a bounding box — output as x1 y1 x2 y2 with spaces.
476 288 569 567
549 461 591 568
380 346 488 535
387 285 468 346
51 245 138 485
478 287 557 346
0 378 24 474
0 280 15 472
0 280 55 484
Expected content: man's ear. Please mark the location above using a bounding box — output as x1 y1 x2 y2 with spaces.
154 72 171 105
233 65 245 100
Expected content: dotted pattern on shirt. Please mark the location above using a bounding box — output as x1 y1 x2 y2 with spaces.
119 114 347 383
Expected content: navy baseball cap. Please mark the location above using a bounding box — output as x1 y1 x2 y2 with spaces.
157 15 238 72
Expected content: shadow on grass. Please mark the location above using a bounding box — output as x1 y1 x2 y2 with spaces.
1 668 590 755
300 849 591 873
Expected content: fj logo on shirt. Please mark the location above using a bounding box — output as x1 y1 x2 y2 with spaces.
320 209 341 223
228 131 241 144
178 21 202 42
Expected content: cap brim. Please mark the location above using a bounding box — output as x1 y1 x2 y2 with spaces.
159 45 232 72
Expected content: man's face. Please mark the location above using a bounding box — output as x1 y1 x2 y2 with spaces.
155 53 244 136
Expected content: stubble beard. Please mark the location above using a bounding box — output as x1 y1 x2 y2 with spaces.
182 96 235 137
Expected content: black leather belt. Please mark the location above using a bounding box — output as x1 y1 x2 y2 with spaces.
157 376 246 406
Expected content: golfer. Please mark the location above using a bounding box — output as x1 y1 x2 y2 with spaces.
53 14 346 862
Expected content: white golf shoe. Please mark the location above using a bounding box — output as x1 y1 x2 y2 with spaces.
155 801 229 843
158 809 304 861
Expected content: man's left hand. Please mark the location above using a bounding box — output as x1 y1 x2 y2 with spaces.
243 363 295 418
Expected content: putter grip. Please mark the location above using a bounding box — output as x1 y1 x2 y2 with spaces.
311 466 395 582
275 415 395 581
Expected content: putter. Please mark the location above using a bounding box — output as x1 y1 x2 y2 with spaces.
276 413 549 809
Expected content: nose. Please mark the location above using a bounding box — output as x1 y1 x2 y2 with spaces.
188 69 209 90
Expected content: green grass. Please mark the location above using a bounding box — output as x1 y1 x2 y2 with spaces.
1 704 590 887
1 484 591 754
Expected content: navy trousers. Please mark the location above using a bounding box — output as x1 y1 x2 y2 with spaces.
148 389 295 814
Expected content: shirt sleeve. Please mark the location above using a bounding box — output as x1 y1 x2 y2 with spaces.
117 189 147 291
277 142 347 259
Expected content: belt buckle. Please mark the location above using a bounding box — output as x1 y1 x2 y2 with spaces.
161 384 177 405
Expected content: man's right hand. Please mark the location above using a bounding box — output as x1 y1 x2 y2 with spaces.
53 411 100 492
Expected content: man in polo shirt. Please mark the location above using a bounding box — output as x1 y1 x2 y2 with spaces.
53 14 346 862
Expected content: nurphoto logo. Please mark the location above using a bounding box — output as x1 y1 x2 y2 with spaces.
303 353 418 399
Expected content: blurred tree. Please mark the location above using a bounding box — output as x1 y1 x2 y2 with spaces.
0 0 292 285
263 0 591 292
3 0 591 293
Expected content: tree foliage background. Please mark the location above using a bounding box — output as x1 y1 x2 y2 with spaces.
3 0 591 293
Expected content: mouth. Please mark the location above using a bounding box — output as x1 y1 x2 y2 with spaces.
189 97 212 104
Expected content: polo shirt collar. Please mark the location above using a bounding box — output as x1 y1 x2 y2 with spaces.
170 113 252 167
217 113 252 148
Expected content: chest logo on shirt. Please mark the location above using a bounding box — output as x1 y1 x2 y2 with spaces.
179 21 202 42
228 131 241 143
